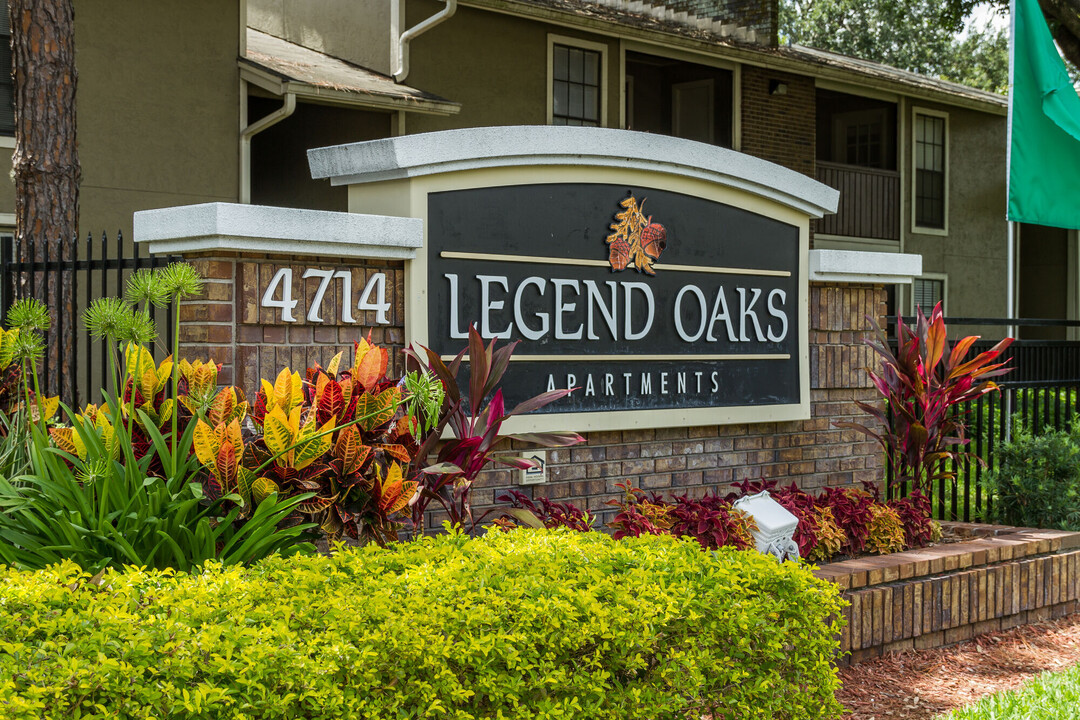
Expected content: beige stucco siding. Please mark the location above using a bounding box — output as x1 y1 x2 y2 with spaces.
903 100 1008 320
73 0 240 238
249 0 392 76
404 2 620 134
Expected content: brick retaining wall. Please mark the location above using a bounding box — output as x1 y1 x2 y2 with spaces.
816 525 1080 665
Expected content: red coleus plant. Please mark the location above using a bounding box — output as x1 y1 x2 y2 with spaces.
494 489 594 532
406 325 584 534
888 490 936 548
817 485 876 556
838 302 1013 494
608 482 756 550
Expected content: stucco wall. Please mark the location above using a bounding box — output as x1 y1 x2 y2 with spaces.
404 2 620 134
902 101 1008 322
73 1 240 238
1 2 241 239
248 0 391 76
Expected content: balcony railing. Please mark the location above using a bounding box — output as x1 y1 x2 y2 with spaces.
814 161 900 241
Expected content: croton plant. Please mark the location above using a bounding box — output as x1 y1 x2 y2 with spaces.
49 326 584 546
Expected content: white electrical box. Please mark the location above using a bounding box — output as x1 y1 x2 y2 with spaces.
733 490 800 561
519 450 548 485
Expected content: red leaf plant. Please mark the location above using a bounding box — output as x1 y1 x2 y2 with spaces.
405 325 584 535
888 490 936 548
493 489 594 532
837 301 1013 494
608 482 757 550
817 485 876 556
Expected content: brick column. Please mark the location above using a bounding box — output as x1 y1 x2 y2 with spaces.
134 203 422 393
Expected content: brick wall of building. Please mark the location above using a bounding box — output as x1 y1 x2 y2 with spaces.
740 65 816 179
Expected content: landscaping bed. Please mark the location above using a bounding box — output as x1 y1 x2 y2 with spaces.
815 523 1080 664
837 611 1080 719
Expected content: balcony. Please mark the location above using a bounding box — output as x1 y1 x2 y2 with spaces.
814 161 900 242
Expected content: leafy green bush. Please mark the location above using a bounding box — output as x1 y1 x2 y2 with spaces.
986 424 1080 530
0 529 846 720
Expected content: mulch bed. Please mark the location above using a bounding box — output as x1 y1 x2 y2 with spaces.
837 612 1080 719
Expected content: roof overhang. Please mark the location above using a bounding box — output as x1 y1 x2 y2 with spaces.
462 0 1007 116
241 29 461 117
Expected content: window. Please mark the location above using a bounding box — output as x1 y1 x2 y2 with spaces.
913 109 948 232
548 36 606 127
0 11 12 136
912 275 946 314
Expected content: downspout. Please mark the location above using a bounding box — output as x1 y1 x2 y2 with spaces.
239 91 296 204
392 0 457 83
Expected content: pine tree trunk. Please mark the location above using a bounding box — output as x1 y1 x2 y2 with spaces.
9 0 80 402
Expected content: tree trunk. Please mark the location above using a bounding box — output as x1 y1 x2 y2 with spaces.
9 0 80 402
1038 0 1080 71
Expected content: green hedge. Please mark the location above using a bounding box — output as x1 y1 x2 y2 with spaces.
0 529 845 720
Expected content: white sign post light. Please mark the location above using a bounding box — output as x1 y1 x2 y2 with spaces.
733 491 800 561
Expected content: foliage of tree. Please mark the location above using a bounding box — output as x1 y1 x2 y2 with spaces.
938 0 1080 71
781 0 1011 94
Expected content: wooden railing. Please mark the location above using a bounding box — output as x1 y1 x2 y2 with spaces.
814 161 900 241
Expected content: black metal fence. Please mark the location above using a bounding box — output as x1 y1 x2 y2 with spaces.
0 232 179 408
886 317 1080 522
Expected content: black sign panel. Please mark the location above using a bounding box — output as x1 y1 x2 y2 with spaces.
426 183 801 414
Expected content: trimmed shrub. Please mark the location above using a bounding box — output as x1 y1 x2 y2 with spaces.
0 529 846 720
986 425 1080 530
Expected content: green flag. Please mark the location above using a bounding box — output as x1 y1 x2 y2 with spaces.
1008 0 1080 229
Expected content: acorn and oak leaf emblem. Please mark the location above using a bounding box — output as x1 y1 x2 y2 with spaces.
606 194 667 275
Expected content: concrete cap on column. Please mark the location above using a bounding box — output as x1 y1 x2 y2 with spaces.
133 202 423 259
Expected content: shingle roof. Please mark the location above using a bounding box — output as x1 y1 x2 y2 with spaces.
484 0 1007 111
241 29 460 115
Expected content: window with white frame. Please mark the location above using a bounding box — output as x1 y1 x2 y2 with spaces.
912 275 946 314
913 109 948 231
549 36 605 127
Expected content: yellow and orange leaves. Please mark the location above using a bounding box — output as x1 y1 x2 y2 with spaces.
332 425 371 475
261 405 333 470
376 462 417 517
354 386 400 432
49 426 85 460
351 338 389 392
0 327 18 369
314 372 350 424
27 395 60 424
193 418 250 501
179 358 219 395
260 367 305 417
50 404 118 461
124 344 172 398
178 358 221 413
206 386 248 427
193 418 243 469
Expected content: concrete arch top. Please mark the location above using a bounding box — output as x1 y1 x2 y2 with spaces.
306 125 840 219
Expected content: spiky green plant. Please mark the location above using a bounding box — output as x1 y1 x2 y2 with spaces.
401 369 445 435
6 298 51 436
157 262 203 472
